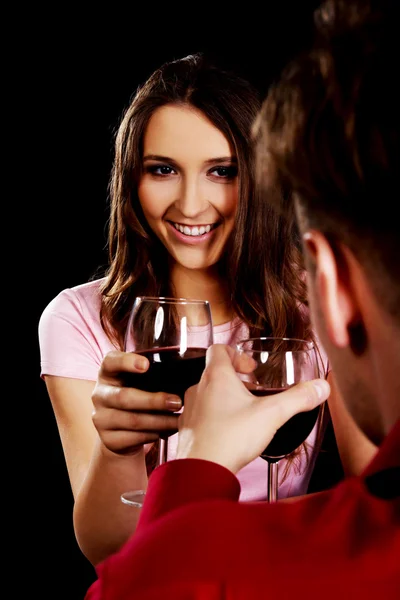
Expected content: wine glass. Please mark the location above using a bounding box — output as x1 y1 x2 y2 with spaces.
235 337 326 503
120 296 213 507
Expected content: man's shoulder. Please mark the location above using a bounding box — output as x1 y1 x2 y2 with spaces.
95 483 399 599
108 478 399 579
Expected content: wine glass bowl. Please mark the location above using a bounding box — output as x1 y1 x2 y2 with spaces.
236 336 325 501
123 297 212 403
121 296 213 507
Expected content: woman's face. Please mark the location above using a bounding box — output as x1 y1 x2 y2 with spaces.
138 104 239 271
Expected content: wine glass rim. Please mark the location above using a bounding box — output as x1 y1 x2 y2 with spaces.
236 336 315 350
135 296 210 305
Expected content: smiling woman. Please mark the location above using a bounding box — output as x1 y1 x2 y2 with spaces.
138 105 239 277
37 52 340 568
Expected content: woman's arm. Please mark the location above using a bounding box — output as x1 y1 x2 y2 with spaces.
326 371 377 476
38 288 181 565
44 375 148 566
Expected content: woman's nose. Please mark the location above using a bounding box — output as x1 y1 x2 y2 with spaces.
175 179 208 218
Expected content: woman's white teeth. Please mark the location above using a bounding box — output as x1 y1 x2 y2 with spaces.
174 223 212 236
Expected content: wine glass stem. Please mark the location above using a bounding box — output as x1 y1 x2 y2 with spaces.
158 438 168 465
267 460 279 503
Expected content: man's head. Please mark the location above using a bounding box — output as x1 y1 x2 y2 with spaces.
253 0 399 444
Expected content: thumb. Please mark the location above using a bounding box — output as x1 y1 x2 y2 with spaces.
205 344 257 374
260 378 330 428
205 343 236 370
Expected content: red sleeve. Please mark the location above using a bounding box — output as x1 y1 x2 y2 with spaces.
84 423 400 600
137 458 241 529
85 459 241 600
86 577 241 599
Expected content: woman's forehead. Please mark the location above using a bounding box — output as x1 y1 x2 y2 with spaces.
142 104 234 164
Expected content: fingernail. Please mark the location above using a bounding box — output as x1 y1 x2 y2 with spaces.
314 380 330 399
165 396 182 410
136 358 148 371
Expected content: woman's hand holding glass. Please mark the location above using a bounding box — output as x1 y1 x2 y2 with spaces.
91 350 182 458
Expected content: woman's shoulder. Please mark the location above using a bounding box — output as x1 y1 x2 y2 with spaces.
39 277 105 325
38 277 115 378
65 277 105 304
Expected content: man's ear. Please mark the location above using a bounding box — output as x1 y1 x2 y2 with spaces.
303 230 358 348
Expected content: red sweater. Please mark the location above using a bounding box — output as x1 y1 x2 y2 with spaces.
86 421 400 599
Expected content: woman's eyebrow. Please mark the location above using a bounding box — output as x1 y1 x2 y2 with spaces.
203 156 238 166
142 154 174 162
142 155 237 166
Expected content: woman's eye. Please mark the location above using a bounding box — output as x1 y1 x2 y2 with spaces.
146 165 175 176
210 166 238 179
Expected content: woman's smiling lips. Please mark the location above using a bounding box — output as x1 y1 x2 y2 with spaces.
166 221 220 245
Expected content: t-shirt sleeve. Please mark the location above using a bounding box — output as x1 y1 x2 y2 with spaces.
38 289 106 381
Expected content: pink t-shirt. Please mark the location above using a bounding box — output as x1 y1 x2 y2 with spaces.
39 278 329 501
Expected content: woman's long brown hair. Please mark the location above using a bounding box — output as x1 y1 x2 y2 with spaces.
95 53 317 477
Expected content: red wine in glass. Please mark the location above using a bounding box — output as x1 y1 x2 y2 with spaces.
122 347 207 405
249 388 321 459
237 337 326 503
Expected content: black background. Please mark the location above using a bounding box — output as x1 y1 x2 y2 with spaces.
21 3 321 598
